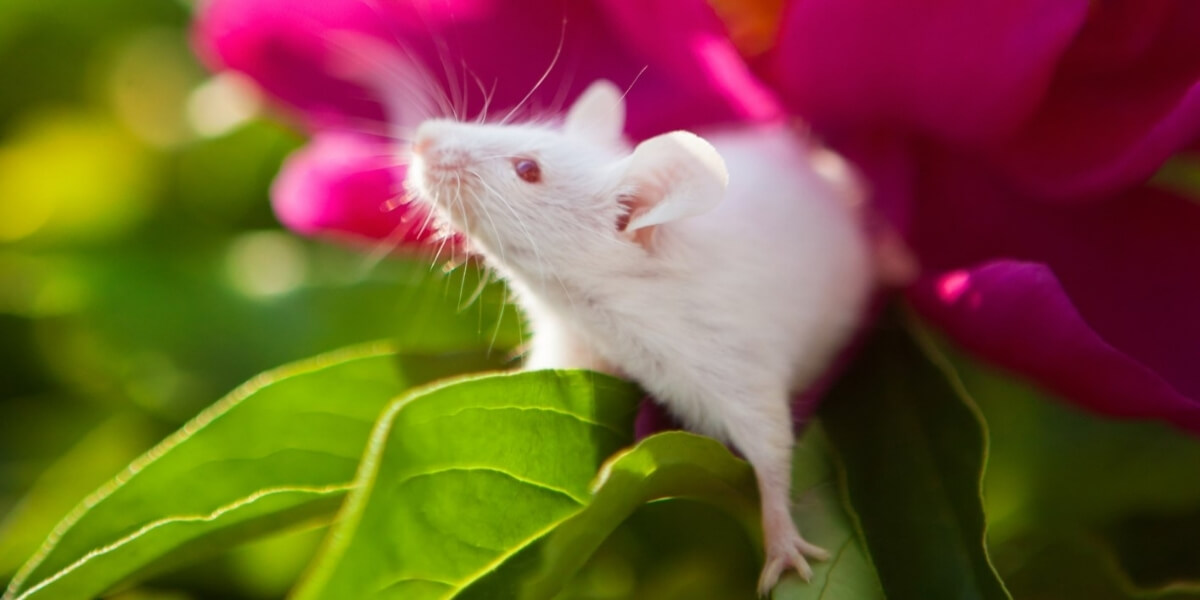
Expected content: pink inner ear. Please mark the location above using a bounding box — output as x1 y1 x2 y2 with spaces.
617 194 656 248
616 195 638 232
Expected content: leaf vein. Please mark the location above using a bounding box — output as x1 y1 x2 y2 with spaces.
395 466 586 504
11 483 354 600
817 537 855 599
406 405 627 437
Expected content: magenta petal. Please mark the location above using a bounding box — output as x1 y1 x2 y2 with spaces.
983 1 1200 199
193 0 392 130
1058 2 1175 73
367 0 780 137
771 0 1088 144
195 0 777 140
634 398 680 440
272 132 434 244
910 262 1200 432
907 149 1200 432
598 0 783 135
825 132 918 233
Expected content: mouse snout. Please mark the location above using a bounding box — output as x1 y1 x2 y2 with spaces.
411 123 442 161
412 123 471 175
412 134 434 157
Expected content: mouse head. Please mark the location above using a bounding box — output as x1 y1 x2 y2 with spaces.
405 80 728 280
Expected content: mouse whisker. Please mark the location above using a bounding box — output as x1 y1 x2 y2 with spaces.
428 191 456 270
470 172 530 274
382 189 417 212
464 175 534 356
357 219 411 276
545 57 578 117
483 78 499 125
500 17 566 125
488 276 522 360
464 169 508 265
411 8 467 122
454 176 471 309
356 0 464 122
459 180 511 355
356 184 440 275
411 190 442 240
473 173 577 320
623 66 649 103
321 17 447 127
328 114 407 141
464 67 495 125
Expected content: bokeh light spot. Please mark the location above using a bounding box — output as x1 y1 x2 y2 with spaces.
108 29 203 148
187 71 263 138
0 111 153 244
225 231 308 298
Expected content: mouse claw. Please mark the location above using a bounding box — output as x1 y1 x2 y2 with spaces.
757 550 813 596
796 537 831 562
757 530 828 596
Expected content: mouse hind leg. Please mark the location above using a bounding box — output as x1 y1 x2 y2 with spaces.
716 392 829 595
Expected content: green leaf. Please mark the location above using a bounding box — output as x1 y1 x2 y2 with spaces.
300 365 880 600
774 425 884 600
951 342 1200 539
940 335 1200 597
515 428 882 600
558 499 760 600
819 318 1009 600
4 344 409 600
996 533 1200 600
293 370 643 600
0 414 159 577
469 431 763 600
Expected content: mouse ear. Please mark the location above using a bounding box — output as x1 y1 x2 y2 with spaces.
619 131 728 238
564 80 625 146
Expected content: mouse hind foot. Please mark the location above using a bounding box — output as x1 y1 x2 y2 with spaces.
756 516 830 595
710 392 830 595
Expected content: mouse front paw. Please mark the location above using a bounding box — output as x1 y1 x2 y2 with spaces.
757 529 830 596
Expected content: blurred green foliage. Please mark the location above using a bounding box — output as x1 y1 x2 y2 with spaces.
0 1 513 596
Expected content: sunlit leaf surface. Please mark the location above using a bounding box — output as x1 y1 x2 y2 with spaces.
293 370 643 600
4 346 407 600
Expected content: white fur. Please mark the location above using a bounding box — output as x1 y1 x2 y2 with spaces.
621 131 728 232
404 81 873 594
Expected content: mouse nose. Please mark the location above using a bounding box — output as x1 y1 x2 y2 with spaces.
412 120 470 170
413 120 453 159
412 133 434 157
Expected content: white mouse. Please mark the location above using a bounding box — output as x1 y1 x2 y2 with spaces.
404 80 874 595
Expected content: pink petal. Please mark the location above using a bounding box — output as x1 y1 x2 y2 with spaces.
826 132 918 233
906 149 1200 431
983 1 1200 199
910 262 1200 432
193 0 392 130
1058 2 1175 73
597 0 783 135
272 132 437 244
634 398 680 440
194 0 779 140
770 0 1089 144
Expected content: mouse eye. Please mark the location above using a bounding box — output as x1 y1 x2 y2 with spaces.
513 158 542 183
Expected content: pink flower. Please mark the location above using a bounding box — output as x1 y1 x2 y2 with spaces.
193 0 1200 432
769 0 1200 430
193 0 781 246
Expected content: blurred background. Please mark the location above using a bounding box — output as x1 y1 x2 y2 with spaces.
0 0 482 596
3 1 1200 599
